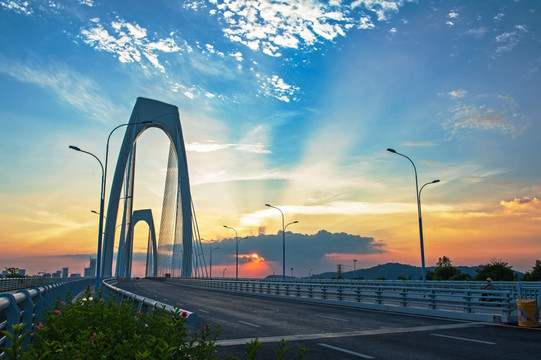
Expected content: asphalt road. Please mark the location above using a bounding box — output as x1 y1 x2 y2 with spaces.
114 279 540 359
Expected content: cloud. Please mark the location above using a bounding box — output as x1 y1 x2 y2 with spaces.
443 94 528 139
79 18 182 72
0 0 32 15
238 201 450 227
193 0 407 57
257 74 300 102
464 26 488 38
500 197 541 213
495 31 519 54
208 229 385 274
448 89 467 98
494 26 527 55
186 141 271 154
0 57 114 120
402 141 436 147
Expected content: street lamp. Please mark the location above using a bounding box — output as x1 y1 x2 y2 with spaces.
266 204 298 280
387 148 439 284
285 220 299 231
209 242 219 279
69 145 104 290
71 121 151 287
223 225 239 280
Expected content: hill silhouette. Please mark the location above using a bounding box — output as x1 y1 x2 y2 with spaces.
314 262 479 280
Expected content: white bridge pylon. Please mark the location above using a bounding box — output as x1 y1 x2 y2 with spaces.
102 97 193 278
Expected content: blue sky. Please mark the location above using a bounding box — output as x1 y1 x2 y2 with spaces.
1 0 540 277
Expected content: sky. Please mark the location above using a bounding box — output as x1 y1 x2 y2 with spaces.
1 0 540 278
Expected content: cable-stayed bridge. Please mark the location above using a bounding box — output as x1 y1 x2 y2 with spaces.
101 97 207 280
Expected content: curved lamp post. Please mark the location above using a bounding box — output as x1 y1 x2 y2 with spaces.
69 145 104 289
209 242 219 279
70 121 151 287
223 225 239 280
265 204 298 280
387 148 439 284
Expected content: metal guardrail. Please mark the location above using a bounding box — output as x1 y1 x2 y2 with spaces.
0 277 92 293
169 279 541 324
0 278 94 353
102 279 198 325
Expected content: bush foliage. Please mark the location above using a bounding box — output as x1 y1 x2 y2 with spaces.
0 288 308 360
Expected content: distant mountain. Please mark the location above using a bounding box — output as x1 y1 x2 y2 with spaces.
314 262 480 280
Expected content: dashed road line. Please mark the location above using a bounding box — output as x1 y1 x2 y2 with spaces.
320 315 349 322
430 333 496 345
238 320 260 328
216 322 482 346
198 309 210 314
318 343 374 359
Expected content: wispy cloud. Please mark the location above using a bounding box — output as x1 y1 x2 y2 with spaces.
0 0 32 15
186 141 271 154
0 57 114 120
495 25 527 55
446 9 459 26
500 197 541 213
239 201 451 226
257 74 299 102
80 18 182 72
443 94 529 139
402 141 437 147
448 89 467 98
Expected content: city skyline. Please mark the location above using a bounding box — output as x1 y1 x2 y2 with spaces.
1 0 541 278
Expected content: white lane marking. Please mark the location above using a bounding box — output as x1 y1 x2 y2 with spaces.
217 322 482 346
162 298 170 302
320 315 349 322
238 320 260 328
263 306 278 311
430 333 496 345
318 343 374 359
198 309 209 314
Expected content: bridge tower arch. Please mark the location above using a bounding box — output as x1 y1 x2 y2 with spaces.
102 97 193 278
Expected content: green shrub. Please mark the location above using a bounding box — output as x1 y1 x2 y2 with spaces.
1 288 308 359
1 288 220 359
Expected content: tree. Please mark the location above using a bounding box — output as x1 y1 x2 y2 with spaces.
474 258 515 281
4 267 24 278
522 260 541 281
433 256 464 280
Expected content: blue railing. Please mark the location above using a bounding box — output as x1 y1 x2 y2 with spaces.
0 278 94 353
168 278 541 324
101 279 198 325
0 277 92 293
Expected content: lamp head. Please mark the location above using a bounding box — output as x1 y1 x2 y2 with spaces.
386 148 397 153
293 220 299 224
69 145 81 151
432 179 440 184
265 203 271 207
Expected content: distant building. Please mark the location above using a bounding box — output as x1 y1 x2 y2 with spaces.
69 273 82 278
52 271 61 278
18 269 26 276
84 257 97 277
62 267 69 278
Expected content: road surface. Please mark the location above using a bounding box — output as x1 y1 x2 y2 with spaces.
114 279 540 359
